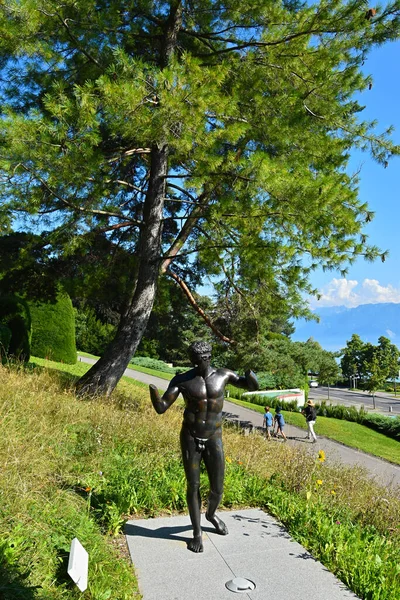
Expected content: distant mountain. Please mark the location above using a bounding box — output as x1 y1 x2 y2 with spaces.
292 303 400 351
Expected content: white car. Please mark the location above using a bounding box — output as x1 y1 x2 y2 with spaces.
309 381 318 388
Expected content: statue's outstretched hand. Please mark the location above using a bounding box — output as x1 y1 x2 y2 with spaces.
245 369 259 392
149 383 161 404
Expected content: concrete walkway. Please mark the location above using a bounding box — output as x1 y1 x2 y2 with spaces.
125 508 359 600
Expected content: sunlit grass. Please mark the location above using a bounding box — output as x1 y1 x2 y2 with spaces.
2 359 400 599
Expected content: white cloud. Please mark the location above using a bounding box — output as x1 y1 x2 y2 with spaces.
310 278 400 308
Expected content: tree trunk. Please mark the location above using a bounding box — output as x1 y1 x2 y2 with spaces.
76 144 168 397
75 3 182 397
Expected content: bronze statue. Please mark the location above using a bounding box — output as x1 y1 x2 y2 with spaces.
149 340 259 553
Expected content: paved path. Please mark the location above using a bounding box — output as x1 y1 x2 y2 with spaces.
79 355 400 487
125 508 359 600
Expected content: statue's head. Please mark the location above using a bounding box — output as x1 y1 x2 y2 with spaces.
188 341 212 367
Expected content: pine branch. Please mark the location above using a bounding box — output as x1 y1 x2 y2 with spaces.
160 192 209 273
167 269 235 345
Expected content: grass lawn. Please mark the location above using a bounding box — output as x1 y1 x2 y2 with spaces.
1 358 399 600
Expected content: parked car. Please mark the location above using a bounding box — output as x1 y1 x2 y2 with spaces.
309 381 318 388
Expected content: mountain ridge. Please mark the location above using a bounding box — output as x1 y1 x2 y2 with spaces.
292 302 400 351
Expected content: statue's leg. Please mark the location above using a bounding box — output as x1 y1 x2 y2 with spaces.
180 427 203 552
203 430 228 535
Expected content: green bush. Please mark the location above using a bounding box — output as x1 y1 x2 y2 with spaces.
362 413 400 441
30 293 77 364
130 356 177 374
75 307 116 355
256 371 276 389
0 294 31 361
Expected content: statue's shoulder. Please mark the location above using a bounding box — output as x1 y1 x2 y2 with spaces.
215 367 236 378
169 368 196 386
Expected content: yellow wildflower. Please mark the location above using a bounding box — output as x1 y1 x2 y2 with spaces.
331 490 336 495
226 457 232 463
316 479 323 486
318 450 326 462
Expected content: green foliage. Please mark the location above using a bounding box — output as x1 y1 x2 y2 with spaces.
75 307 116 356
1 0 400 395
138 280 213 364
129 356 177 374
0 294 31 361
362 414 400 441
30 294 77 364
340 334 400 393
255 371 277 390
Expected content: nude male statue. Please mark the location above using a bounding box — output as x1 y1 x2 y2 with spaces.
149 340 259 553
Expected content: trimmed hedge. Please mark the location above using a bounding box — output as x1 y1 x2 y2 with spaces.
30 293 77 364
0 295 31 361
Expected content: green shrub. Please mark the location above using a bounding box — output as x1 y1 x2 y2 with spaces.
75 307 116 355
255 371 276 389
0 294 31 361
130 356 177 374
362 414 400 441
30 293 77 364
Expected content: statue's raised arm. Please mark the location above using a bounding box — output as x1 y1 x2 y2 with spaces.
149 379 180 414
226 368 259 392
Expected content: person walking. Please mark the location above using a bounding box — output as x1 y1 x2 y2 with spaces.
302 399 317 443
263 406 273 440
273 407 287 441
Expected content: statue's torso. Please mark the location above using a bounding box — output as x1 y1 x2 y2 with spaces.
179 369 229 439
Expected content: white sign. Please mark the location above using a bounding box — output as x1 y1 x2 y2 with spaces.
68 538 88 592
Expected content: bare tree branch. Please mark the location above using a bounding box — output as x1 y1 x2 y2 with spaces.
167 269 235 344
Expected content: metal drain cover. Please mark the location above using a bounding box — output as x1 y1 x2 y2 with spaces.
225 577 256 593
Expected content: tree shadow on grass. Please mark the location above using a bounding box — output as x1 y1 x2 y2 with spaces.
0 561 40 600
28 361 81 387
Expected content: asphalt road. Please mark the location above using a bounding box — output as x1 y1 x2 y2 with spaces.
309 386 400 415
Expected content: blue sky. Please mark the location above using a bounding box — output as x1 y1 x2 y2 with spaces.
309 39 400 309
199 40 400 310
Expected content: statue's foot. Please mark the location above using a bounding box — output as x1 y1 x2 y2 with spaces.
187 534 203 553
206 513 229 535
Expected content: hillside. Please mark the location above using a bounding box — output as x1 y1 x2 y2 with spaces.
292 302 400 350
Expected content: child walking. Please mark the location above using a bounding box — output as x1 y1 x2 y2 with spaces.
263 406 273 440
273 407 287 441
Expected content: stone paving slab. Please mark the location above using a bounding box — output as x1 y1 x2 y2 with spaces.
125 508 359 600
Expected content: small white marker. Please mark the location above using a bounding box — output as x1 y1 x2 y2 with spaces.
67 537 88 592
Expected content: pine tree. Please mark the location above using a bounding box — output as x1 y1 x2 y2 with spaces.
1 1 400 395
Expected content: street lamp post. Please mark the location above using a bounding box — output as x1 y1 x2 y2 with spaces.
349 374 360 389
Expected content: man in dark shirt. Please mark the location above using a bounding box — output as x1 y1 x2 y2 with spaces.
149 340 258 552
